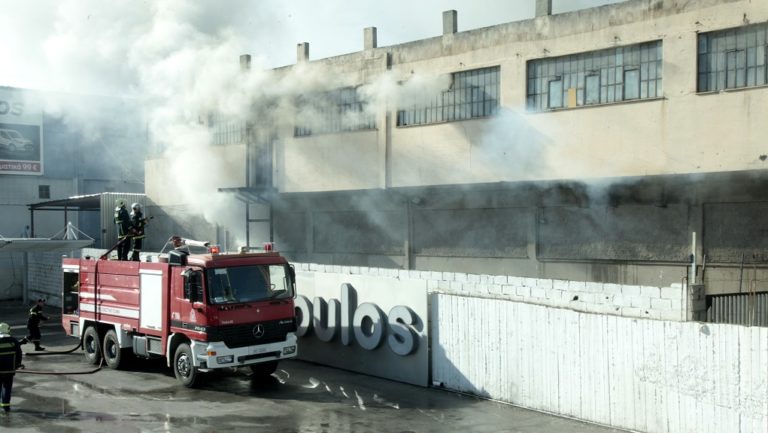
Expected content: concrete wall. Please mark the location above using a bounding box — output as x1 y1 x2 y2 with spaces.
26 252 65 305
273 175 768 294
296 262 690 321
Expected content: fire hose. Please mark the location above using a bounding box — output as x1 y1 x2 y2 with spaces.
16 339 104 376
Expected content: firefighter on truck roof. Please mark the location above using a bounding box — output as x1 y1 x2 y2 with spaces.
114 199 131 260
130 202 147 262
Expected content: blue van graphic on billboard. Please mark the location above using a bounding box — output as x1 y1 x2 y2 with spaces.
0 88 43 175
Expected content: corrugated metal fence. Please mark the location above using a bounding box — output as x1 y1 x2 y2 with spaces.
706 291 768 327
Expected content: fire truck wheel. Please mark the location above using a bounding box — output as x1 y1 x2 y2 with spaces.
174 343 198 387
249 361 278 377
82 326 102 365
103 330 123 369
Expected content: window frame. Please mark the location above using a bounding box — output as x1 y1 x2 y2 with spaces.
294 86 376 137
697 23 768 92
526 40 663 112
396 66 500 127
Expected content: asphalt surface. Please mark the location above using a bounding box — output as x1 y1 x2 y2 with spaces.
0 301 631 433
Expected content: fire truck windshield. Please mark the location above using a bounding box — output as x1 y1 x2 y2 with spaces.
205 264 294 305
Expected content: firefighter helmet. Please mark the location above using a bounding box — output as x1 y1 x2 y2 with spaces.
115 199 125 208
131 203 141 211
0 322 10 334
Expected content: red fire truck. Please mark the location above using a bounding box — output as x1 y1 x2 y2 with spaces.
60 240 298 387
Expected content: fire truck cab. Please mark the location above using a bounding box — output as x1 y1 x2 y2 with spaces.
61 242 298 387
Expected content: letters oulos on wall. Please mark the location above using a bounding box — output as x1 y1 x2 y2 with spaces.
294 271 429 387
0 87 43 175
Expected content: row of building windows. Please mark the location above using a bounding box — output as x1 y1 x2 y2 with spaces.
698 22 768 91
396 66 500 126
526 41 663 110
292 22 767 135
294 87 376 137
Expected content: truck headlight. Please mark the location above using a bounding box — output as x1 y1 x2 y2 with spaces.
282 345 296 355
216 355 234 364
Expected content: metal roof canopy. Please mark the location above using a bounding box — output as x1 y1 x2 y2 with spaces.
27 193 102 238
28 193 103 211
27 193 147 244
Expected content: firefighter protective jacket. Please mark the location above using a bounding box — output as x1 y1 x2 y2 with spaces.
27 304 48 328
114 205 131 238
130 209 146 239
0 336 22 374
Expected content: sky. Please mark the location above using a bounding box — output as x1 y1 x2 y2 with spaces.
0 0 624 94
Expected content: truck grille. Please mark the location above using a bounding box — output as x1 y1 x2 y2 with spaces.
207 318 296 348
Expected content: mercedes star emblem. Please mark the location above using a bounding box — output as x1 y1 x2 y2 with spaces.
253 324 265 338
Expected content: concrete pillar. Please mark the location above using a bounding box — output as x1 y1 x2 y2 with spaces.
443 10 457 35
297 42 309 63
536 0 552 17
364 27 377 50
687 284 707 321
240 54 251 71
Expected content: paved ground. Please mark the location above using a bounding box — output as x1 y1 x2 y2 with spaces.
0 301 631 433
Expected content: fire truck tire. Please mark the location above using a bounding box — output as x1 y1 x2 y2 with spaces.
249 360 278 377
82 326 102 365
103 330 124 369
173 343 199 387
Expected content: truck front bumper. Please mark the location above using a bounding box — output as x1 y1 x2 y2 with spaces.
190 333 297 370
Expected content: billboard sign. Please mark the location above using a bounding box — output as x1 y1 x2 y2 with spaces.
0 87 43 175
295 271 429 386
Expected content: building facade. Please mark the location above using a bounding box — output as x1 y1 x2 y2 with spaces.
145 0 768 297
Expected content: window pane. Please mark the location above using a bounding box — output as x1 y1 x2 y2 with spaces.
548 79 563 108
585 74 600 104
624 69 640 99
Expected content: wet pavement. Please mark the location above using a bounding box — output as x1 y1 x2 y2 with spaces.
0 301 630 433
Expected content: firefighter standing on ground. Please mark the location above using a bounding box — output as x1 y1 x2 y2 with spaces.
19 298 48 351
114 199 131 261
130 203 147 262
0 322 23 414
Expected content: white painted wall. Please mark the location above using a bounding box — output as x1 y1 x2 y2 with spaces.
432 294 768 433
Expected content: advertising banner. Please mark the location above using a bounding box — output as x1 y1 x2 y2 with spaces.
0 87 43 175
295 270 429 386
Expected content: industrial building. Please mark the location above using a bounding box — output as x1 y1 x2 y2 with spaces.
147 0 768 308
